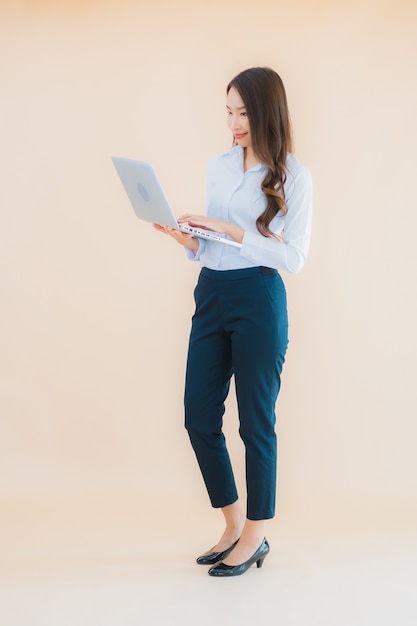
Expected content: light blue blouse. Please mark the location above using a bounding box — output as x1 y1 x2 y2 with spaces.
186 145 313 273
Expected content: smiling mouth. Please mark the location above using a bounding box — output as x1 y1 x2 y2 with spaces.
234 133 247 138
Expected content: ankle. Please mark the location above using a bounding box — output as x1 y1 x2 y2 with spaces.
226 518 244 533
239 520 265 545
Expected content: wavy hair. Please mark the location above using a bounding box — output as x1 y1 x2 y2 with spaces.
227 67 293 238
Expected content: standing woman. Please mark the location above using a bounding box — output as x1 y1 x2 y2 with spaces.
153 67 312 577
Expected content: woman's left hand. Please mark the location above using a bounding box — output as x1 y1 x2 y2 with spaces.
178 214 244 244
178 214 227 233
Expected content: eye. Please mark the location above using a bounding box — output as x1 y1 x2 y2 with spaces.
240 112 247 117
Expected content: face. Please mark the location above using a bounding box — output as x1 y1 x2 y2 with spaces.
226 86 252 149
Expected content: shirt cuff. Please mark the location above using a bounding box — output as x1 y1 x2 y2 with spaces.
184 238 206 262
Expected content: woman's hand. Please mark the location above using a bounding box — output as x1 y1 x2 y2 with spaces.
178 214 244 244
152 223 199 251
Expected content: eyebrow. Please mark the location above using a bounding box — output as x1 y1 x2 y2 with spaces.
226 105 247 110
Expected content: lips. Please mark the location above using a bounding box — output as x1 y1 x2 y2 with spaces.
234 133 247 139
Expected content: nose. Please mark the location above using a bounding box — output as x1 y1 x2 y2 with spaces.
228 113 241 130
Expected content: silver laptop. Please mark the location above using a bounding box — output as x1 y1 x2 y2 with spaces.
111 156 241 248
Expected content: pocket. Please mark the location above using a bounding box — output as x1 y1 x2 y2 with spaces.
262 275 289 358
262 275 287 315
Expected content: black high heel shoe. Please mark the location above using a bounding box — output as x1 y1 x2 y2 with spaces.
208 538 269 577
196 538 240 565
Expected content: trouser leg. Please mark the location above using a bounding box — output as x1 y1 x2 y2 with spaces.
184 275 238 509
231 272 288 520
184 268 288 519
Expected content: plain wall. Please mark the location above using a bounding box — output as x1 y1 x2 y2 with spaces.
1 0 417 532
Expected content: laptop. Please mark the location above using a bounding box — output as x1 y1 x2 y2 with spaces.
111 156 241 248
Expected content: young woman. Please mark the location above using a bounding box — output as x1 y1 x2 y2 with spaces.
153 67 312 577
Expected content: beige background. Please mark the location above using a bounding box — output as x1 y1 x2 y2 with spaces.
1 1 417 624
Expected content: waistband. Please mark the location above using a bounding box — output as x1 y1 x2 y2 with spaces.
200 266 277 281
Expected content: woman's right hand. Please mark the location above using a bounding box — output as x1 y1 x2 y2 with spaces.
152 223 199 251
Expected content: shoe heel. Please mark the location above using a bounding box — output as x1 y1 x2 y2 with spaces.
256 555 266 569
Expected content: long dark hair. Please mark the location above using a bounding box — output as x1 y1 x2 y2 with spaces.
227 67 293 238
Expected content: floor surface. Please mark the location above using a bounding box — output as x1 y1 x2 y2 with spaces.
1 495 416 626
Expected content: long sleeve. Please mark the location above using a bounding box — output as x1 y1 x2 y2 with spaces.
185 146 312 272
239 165 313 273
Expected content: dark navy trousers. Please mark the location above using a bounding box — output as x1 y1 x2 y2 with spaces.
184 266 289 520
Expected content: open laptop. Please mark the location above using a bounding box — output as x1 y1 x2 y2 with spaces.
112 156 242 248
111 156 241 248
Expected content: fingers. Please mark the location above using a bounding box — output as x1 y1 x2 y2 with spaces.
177 214 203 223
152 223 194 247
152 223 166 233
152 223 180 236
178 215 212 231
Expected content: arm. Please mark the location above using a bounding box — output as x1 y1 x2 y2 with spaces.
240 167 313 273
178 165 312 272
